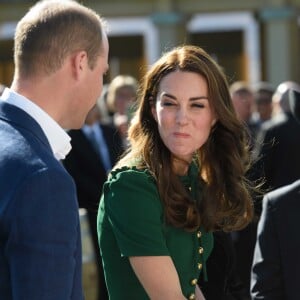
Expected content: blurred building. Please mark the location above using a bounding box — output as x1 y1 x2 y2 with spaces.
0 0 300 87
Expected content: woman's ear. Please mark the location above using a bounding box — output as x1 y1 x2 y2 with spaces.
150 97 157 121
211 118 217 127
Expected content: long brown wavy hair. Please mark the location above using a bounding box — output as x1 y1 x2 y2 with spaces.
114 45 254 232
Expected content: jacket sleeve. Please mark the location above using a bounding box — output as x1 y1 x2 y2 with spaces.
251 194 284 299
6 167 83 300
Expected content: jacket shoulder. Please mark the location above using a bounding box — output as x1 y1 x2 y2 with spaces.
265 180 300 208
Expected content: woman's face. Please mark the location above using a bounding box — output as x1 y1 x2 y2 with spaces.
152 70 216 163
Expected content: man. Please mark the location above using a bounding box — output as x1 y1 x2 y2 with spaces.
252 81 300 194
251 87 300 300
0 1 109 299
230 81 260 148
253 81 275 125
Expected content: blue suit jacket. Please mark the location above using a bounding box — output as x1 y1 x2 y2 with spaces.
251 179 300 300
0 101 84 299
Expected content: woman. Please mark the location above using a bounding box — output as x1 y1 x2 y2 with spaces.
97 45 254 299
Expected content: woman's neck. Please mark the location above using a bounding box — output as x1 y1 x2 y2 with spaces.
172 157 190 176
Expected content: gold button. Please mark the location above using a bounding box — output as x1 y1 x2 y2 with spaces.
189 293 196 300
190 278 198 286
197 231 202 238
197 263 202 270
198 247 204 254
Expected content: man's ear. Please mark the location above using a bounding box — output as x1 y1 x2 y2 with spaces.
72 51 88 80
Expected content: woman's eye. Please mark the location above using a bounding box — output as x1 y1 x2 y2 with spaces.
162 100 175 106
192 103 205 108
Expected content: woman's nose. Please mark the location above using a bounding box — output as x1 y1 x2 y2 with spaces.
176 107 189 125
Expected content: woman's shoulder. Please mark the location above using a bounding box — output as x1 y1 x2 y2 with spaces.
103 165 163 213
108 165 155 184
104 165 158 199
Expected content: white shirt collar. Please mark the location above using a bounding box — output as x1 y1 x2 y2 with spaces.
1 88 71 160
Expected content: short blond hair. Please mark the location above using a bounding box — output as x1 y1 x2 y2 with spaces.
14 0 106 77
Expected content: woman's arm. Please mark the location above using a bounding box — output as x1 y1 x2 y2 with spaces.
129 256 187 300
195 285 206 300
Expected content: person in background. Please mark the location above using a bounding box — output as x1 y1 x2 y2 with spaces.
106 74 138 148
96 83 111 125
0 0 109 299
230 81 260 149
198 230 251 300
229 81 261 297
252 81 300 194
252 81 275 125
63 99 123 300
97 45 254 300
251 87 300 300
0 83 5 96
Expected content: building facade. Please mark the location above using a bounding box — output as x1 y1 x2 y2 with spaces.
0 0 300 87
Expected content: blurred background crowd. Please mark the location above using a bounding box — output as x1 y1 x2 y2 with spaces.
1 0 300 87
1 0 300 299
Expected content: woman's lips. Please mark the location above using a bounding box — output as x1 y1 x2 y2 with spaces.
173 132 190 138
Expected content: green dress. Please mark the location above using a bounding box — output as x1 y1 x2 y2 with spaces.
97 164 213 300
